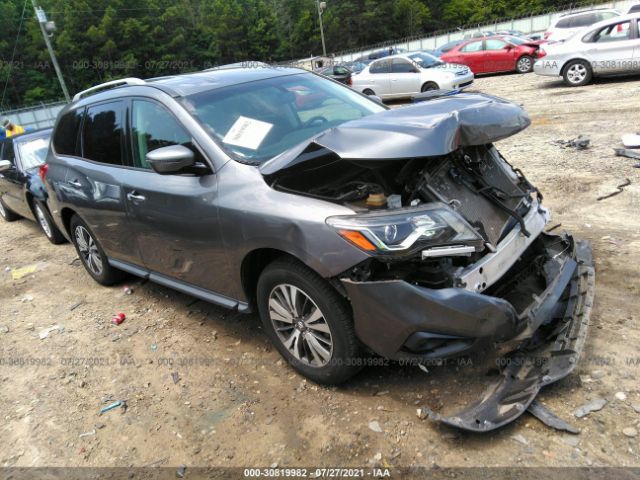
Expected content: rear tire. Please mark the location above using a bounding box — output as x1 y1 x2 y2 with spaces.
257 257 364 385
33 200 66 245
421 81 439 92
516 55 534 73
562 60 592 87
0 198 20 222
362 88 375 96
70 215 124 285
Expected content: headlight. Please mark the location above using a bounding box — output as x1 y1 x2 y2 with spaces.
326 203 484 255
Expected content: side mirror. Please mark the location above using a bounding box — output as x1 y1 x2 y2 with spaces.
146 145 195 174
0 160 12 173
368 94 384 104
504 44 514 50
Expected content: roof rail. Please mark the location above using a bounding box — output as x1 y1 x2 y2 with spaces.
72 78 146 102
559 6 617 17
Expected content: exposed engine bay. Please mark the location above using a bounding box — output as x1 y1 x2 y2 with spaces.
267 143 544 297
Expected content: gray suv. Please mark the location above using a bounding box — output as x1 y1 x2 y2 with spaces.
45 66 595 431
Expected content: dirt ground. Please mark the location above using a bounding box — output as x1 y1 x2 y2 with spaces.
1 71 640 474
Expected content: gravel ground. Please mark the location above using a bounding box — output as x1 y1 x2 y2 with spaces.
1 71 640 473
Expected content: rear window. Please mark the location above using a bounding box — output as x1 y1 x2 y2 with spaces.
16 136 50 169
82 101 126 166
370 59 391 73
53 109 83 156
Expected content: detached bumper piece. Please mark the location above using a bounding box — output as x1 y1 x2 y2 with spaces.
426 239 595 432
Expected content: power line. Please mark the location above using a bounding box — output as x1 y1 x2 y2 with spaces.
1 0 29 110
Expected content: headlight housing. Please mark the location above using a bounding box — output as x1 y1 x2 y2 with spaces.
326 203 484 256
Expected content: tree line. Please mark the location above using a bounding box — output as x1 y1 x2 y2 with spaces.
1 0 573 109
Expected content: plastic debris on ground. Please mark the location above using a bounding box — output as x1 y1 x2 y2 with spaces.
112 312 126 325
622 133 640 148
11 264 38 280
597 178 631 201
614 148 640 160
552 135 590 150
573 398 607 418
39 324 64 340
527 400 580 434
99 400 127 415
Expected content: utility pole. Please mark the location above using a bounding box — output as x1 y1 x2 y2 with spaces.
31 0 70 102
316 0 327 57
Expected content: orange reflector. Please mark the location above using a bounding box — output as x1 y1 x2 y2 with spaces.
338 229 377 251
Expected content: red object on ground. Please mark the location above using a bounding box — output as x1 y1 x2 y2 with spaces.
112 312 126 325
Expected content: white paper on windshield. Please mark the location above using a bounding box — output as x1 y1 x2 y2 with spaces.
223 116 273 150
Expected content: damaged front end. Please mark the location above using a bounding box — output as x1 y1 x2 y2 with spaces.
261 93 595 432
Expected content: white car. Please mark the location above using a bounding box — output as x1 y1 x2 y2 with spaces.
544 8 620 42
351 53 474 100
534 12 640 86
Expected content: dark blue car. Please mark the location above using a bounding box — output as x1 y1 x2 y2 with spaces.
0 129 66 243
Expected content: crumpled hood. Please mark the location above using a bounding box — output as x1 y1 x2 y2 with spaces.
260 92 530 175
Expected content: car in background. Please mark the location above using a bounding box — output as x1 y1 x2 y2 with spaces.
352 52 473 99
343 61 367 74
463 30 496 40
496 30 527 37
354 47 407 64
544 8 620 42
318 65 353 85
441 35 545 74
434 39 465 57
0 129 66 243
535 12 640 86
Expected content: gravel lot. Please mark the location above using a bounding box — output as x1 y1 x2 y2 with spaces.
1 71 640 473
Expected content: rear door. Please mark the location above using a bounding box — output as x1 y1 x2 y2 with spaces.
390 58 421 96
122 98 226 293
367 59 392 96
458 40 486 73
588 20 636 73
64 100 140 263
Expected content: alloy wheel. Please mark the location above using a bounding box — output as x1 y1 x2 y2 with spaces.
517 57 531 73
0 201 5 219
566 64 587 84
268 283 333 367
35 204 52 238
75 225 103 276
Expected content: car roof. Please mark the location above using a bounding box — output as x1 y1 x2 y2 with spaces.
69 66 309 108
579 11 640 32
7 128 52 143
558 7 620 18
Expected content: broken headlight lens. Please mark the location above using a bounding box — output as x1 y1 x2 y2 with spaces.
326 203 483 254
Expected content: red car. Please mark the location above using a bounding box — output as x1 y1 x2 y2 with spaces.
440 35 546 75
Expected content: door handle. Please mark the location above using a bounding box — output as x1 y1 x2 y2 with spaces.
126 191 146 202
68 179 82 188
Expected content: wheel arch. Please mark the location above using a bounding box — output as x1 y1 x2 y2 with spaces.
60 207 78 237
560 57 590 77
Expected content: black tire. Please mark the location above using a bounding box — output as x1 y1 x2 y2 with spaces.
0 197 20 222
257 257 364 385
32 200 66 245
562 59 592 87
516 55 534 73
362 88 375 96
70 214 124 285
421 81 439 92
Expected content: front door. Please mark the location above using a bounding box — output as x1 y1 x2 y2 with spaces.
122 98 227 293
390 58 421 96
588 20 636 74
483 39 516 72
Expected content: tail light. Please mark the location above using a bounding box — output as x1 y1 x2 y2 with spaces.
536 49 547 58
347 76 352 86
39 164 49 180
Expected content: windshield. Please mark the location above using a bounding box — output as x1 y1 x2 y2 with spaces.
182 73 385 164
408 52 444 68
16 136 50 169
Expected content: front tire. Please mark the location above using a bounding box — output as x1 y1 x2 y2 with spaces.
0 198 20 222
421 81 439 92
257 258 363 385
33 200 66 244
516 55 534 73
563 60 592 87
70 215 124 285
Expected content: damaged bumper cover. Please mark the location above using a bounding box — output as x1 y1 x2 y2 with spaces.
342 237 595 432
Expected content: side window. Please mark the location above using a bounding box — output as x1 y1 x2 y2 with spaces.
53 109 83 156
1 140 15 162
461 41 483 52
82 101 125 166
571 14 596 28
131 100 194 170
335 66 349 75
369 59 390 74
391 58 417 73
556 17 571 29
594 21 631 42
485 39 507 50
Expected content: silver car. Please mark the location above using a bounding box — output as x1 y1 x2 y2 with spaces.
351 52 474 99
45 67 594 432
535 12 640 86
